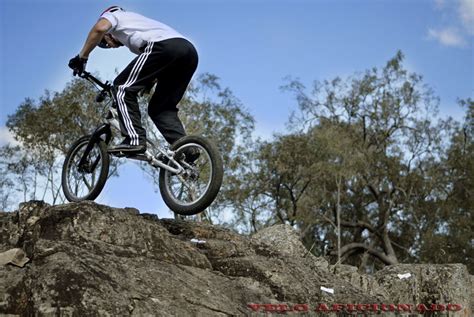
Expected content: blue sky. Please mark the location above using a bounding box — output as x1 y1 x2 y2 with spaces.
0 0 473 217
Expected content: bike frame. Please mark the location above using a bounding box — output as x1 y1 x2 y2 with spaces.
77 71 185 175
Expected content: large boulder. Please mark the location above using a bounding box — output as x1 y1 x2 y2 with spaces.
329 264 389 300
375 264 472 316
251 224 330 271
0 201 471 316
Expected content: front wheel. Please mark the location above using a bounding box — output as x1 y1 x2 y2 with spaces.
159 135 223 215
62 135 110 202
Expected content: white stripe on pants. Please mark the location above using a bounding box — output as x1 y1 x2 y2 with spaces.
116 42 154 145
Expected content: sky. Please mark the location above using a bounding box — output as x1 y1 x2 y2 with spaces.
0 0 473 217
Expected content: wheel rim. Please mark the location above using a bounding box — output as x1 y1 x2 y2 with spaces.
164 143 213 207
65 140 104 200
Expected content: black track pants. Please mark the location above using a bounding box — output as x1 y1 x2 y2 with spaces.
113 38 198 146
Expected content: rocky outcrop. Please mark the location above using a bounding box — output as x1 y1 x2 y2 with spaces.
0 201 472 316
375 264 472 315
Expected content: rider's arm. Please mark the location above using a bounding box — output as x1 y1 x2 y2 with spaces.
79 18 112 59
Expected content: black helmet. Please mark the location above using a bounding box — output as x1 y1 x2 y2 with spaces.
100 6 124 16
98 6 124 48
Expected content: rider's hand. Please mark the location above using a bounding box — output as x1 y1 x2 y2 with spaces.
68 55 88 76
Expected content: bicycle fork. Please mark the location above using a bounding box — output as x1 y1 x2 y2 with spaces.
78 123 112 171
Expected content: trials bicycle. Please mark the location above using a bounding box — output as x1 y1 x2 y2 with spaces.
61 71 223 215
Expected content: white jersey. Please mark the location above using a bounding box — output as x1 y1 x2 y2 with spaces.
101 10 185 55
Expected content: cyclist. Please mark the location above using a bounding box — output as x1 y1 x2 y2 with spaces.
68 6 198 156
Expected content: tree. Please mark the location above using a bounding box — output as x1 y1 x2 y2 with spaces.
0 147 16 210
230 51 469 271
416 99 473 272
2 75 119 209
285 51 462 270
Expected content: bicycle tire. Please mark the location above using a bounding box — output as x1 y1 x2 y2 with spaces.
159 135 223 215
62 135 110 202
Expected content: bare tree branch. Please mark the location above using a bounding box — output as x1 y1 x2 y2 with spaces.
333 242 398 265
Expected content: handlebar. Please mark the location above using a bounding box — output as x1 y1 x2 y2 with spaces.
78 71 113 103
79 71 111 90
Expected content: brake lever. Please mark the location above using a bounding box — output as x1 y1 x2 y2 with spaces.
96 90 108 102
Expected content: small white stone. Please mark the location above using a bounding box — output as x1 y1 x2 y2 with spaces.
190 238 206 244
397 272 412 279
320 286 334 294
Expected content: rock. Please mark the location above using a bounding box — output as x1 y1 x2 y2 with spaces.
251 224 329 271
0 248 29 267
251 224 308 257
375 264 472 316
159 218 256 260
329 264 389 300
471 275 474 313
0 211 19 251
0 201 471 316
213 254 385 305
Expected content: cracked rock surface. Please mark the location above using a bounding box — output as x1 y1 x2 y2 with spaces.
0 201 472 316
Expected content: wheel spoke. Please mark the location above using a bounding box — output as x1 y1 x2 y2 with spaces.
82 174 92 191
164 143 214 207
176 184 184 201
63 138 108 201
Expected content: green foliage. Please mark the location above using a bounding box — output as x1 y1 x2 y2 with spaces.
2 76 114 208
179 73 255 166
181 74 256 223
416 99 473 271
229 51 472 272
7 78 105 155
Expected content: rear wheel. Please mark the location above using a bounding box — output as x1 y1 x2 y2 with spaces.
159 135 223 215
62 135 110 201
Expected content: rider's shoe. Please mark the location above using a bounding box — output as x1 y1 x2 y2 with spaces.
109 142 146 154
183 148 200 165
174 147 200 166
166 148 200 176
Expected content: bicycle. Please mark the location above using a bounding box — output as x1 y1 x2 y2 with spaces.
61 71 224 215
